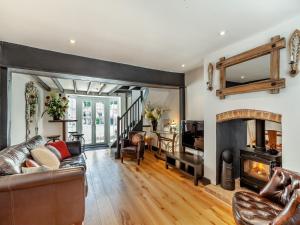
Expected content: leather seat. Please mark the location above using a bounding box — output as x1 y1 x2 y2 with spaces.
233 167 300 225
233 191 282 225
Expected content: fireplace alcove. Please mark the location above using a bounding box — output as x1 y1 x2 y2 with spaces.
216 109 282 189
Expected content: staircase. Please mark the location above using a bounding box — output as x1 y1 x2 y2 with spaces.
114 89 149 158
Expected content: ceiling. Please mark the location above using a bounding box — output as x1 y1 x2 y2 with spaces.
28 74 141 95
1 0 300 72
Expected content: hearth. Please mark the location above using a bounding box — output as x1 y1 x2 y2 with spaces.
240 148 281 191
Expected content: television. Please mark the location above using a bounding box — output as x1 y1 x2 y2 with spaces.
181 120 204 151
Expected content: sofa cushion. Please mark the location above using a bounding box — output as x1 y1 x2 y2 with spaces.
31 146 60 169
0 145 30 175
25 159 40 167
21 165 52 174
48 141 71 160
46 145 63 161
25 135 45 151
233 191 283 225
60 155 86 170
131 134 143 145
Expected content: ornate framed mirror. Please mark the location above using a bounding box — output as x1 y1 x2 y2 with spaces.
216 36 286 99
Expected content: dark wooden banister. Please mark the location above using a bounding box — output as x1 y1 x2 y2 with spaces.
116 91 144 158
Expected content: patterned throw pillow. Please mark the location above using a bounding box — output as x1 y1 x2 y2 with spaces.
46 145 63 161
47 141 71 160
131 134 143 145
31 146 60 169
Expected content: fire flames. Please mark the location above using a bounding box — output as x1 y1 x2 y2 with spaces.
251 162 268 177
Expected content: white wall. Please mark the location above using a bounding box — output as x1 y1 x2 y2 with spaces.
202 14 300 184
185 66 205 121
145 88 180 127
11 73 45 145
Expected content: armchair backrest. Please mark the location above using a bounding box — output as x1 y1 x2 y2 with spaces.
260 167 300 206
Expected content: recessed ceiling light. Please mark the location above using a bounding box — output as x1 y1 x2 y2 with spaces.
241 75 245 79
181 64 185 68
70 39 76 44
219 30 226 36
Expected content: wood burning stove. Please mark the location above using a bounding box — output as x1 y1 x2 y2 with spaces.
240 148 281 191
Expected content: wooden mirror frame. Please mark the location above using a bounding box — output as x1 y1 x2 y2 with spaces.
216 36 286 99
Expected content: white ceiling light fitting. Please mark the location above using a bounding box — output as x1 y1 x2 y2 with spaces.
181 64 185 68
70 39 76 44
219 30 226 36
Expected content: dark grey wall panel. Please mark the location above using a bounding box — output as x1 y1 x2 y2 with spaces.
0 42 184 87
216 119 247 184
0 67 9 150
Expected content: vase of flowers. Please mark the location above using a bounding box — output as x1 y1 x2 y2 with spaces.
144 102 165 131
43 93 69 120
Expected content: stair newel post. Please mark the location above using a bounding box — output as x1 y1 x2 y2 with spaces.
116 116 121 159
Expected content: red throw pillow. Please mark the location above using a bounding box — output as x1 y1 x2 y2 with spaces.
48 141 71 160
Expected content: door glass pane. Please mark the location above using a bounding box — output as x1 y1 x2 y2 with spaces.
67 97 77 134
82 100 92 144
109 99 119 143
95 102 105 143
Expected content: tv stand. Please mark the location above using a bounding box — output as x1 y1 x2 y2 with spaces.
165 152 204 186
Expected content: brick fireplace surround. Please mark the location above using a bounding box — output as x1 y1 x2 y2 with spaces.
216 109 281 123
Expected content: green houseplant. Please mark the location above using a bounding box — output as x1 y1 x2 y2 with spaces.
43 93 69 120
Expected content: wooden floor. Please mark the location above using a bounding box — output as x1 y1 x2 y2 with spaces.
84 149 235 225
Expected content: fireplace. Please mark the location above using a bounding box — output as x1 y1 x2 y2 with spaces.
216 109 282 192
240 148 281 191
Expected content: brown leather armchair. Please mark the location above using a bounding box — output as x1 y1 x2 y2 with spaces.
233 167 300 225
120 131 146 165
0 167 85 225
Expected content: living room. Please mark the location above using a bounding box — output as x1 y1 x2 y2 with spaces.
1 1 300 225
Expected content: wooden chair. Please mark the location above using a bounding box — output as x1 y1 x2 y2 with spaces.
120 131 146 165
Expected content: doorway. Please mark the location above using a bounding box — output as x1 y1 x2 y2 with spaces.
67 95 121 147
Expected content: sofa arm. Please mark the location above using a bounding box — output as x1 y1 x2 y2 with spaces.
0 167 85 225
66 141 82 156
272 189 300 225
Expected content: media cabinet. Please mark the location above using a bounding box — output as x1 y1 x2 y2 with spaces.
165 152 204 185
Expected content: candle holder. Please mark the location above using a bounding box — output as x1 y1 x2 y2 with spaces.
289 29 300 76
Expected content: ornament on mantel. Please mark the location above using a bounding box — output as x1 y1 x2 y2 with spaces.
289 29 300 76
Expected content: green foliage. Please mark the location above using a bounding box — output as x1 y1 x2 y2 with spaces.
43 93 69 120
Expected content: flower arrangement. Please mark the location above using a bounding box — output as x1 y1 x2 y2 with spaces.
144 102 166 131
43 93 69 120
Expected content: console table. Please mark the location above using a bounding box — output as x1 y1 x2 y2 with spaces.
166 152 204 186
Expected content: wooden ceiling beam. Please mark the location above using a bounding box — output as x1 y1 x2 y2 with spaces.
87 81 92 95
31 75 51 92
129 86 137 91
98 83 106 95
51 78 64 93
108 85 122 96
73 80 77 93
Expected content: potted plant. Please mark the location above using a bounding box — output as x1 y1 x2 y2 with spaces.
144 102 165 131
43 93 69 120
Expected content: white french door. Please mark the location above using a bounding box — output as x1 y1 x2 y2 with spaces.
67 96 120 146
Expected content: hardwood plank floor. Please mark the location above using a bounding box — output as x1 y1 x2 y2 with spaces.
84 149 235 225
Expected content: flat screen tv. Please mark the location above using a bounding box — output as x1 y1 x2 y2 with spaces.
181 120 204 151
